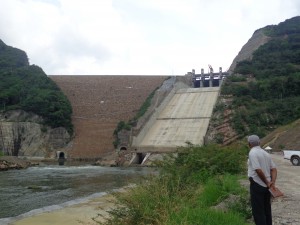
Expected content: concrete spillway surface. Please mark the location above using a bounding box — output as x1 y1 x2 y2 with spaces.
140 87 220 148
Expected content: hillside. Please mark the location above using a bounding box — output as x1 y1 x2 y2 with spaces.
207 16 300 149
0 40 73 156
261 119 300 151
228 29 270 73
0 39 73 133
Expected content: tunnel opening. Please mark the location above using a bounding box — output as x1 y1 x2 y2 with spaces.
119 146 127 151
57 151 66 166
59 152 65 158
137 153 145 164
129 152 148 165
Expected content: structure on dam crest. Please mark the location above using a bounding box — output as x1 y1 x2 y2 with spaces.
189 67 228 88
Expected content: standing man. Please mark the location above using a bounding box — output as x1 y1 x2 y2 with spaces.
247 135 277 225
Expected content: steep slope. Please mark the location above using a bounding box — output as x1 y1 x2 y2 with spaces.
207 16 300 146
132 87 220 152
261 119 300 151
228 29 270 73
49 75 166 158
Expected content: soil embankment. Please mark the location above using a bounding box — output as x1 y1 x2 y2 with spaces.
49 75 167 159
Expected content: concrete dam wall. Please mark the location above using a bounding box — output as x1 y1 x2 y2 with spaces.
131 86 220 153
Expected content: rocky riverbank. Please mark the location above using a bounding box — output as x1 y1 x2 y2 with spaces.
0 156 38 171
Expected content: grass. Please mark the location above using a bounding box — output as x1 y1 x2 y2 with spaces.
97 144 253 225
168 207 248 225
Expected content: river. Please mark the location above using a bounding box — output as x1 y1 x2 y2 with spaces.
0 164 155 223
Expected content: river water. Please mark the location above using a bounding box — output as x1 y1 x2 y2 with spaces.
0 164 155 223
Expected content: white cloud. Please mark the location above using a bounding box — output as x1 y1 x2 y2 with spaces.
0 0 299 75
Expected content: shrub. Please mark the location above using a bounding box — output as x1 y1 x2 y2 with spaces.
161 144 248 185
101 145 250 225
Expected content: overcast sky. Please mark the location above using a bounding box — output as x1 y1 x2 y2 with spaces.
0 0 299 75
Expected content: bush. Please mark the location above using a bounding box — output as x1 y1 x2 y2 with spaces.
101 145 250 225
214 133 225 144
134 89 157 120
228 75 247 82
161 144 248 185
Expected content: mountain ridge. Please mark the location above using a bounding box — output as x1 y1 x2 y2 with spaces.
207 16 300 151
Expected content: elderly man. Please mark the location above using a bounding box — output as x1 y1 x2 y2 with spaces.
248 135 277 225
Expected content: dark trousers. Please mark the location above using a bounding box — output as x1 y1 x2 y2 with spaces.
250 179 272 225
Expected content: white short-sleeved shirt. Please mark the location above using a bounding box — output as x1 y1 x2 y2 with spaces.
248 146 276 187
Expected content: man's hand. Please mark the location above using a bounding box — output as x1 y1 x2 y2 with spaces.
267 181 275 189
256 169 269 187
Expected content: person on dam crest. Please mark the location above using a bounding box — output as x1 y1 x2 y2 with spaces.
247 135 277 225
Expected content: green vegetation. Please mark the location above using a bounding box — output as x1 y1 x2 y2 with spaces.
99 144 251 225
222 16 300 137
113 89 158 148
0 40 73 134
134 88 157 120
113 120 132 147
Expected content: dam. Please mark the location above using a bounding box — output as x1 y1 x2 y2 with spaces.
49 70 224 162
49 75 166 159
131 87 220 152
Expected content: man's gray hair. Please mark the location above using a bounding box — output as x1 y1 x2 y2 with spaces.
247 135 260 146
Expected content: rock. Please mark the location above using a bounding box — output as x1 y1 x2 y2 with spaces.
94 159 117 167
0 110 71 157
27 185 43 191
228 29 271 73
0 162 8 171
0 156 31 171
211 194 240 212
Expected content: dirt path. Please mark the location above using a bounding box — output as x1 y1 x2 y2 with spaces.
8 194 116 225
270 153 300 225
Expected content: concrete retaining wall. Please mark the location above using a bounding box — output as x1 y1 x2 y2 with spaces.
131 81 189 149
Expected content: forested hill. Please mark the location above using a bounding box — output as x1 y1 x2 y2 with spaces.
0 40 73 134
234 16 300 79
219 16 300 142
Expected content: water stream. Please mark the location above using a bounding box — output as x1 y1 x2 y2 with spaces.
0 164 155 222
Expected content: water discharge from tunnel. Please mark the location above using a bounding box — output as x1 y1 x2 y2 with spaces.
57 151 66 166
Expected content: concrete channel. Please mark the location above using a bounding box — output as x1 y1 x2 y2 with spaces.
131 86 220 154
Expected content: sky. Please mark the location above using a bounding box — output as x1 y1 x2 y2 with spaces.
0 0 299 75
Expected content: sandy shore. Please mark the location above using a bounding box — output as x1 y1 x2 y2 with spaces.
8 194 116 225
